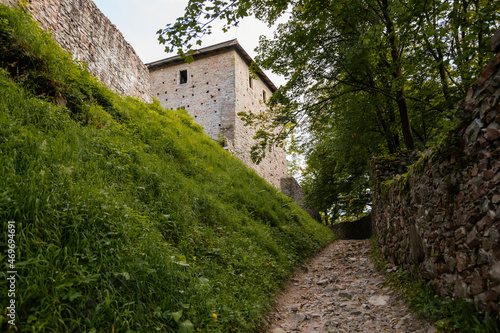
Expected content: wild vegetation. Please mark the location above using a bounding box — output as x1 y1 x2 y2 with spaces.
370 237 498 332
160 0 500 221
0 5 335 332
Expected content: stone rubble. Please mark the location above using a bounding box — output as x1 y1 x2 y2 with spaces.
267 240 435 333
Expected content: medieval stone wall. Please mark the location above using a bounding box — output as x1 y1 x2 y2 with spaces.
149 51 236 141
329 214 372 240
149 49 288 189
7 0 152 102
233 51 288 189
371 45 500 319
280 176 321 221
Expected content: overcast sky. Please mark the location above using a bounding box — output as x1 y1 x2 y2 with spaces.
92 0 286 87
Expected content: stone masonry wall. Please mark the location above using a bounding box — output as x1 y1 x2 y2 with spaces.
329 214 372 240
149 49 288 189
280 176 321 221
371 37 500 319
149 51 236 141
233 50 288 189
5 0 152 102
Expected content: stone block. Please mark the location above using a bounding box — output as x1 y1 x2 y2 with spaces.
487 122 500 141
455 227 466 241
471 271 486 295
489 262 500 283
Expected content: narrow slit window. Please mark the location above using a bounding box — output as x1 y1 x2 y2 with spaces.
249 75 252 88
262 90 266 101
179 70 188 84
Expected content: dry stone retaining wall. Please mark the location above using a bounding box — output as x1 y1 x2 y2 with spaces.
329 214 372 240
371 42 500 319
5 0 152 102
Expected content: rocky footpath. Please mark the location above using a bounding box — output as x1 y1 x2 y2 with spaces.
267 240 435 333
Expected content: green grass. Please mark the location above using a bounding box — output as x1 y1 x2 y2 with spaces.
0 5 335 332
370 236 498 333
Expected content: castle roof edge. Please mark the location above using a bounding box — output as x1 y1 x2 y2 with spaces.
146 39 277 93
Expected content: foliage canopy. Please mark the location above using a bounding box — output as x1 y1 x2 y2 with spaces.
160 0 499 220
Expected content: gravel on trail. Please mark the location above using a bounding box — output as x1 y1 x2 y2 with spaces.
267 240 436 333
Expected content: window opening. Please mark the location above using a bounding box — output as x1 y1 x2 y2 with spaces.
179 70 188 84
249 75 252 88
262 90 266 101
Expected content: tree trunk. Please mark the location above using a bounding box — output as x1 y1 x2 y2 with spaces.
381 0 415 150
395 82 415 150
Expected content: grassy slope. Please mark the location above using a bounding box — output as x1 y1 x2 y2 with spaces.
0 5 335 332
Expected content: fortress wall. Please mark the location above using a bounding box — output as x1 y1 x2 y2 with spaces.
371 47 500 319
5 0 152 102
233 52 288 189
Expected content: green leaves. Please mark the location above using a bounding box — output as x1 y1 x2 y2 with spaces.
178 320 194 333
171 310 194 333
171 310 183 323
158 0 498 220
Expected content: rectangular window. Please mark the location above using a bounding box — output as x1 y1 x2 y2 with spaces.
248 75 252 88
179 69 188 84
262 90 266 101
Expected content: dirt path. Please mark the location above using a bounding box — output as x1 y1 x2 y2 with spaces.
267 240 436 333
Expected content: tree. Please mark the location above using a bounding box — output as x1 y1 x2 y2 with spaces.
159 0 499 219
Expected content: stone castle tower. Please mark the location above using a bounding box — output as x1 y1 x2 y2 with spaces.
147 40 288 188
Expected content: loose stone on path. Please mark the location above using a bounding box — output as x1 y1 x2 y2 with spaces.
267 240 436 333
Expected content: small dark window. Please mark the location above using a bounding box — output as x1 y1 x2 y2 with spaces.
179 70 188 84
249 75 252 88
262 90 266 101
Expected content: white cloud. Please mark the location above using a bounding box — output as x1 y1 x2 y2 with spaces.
92 0 286 87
